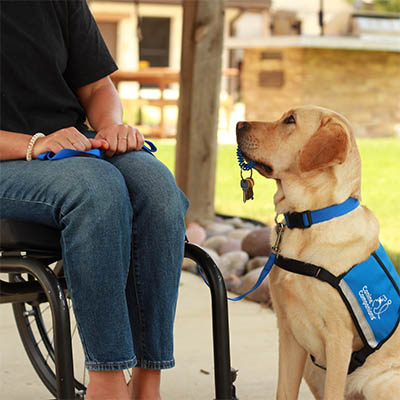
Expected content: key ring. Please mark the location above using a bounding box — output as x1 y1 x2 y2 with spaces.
240 168 253 180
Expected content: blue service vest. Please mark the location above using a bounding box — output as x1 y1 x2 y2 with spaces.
275 243 400 373
339 243 400 350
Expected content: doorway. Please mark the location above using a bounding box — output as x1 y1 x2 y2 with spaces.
139 17 171 67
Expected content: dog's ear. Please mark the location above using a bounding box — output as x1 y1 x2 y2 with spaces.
298 116 349 173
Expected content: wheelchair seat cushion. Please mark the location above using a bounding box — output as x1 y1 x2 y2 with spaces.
0 219 61 253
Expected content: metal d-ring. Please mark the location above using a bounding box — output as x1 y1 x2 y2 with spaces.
274 213 284 225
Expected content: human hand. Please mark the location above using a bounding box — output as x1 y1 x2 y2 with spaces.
31 127 107 159
94 124 144 157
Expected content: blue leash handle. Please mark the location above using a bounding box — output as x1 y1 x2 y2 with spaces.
37 140 157 160
198 252 277 301
142 140 157 155
37 148 104 160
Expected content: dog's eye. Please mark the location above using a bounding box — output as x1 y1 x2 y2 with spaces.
283 115 296 124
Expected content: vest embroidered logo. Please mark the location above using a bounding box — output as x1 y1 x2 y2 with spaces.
372 295 392 319
359 285 392 320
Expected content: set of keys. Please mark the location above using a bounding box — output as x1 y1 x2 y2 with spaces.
240 170 255 203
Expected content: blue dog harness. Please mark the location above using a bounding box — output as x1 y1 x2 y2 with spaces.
272 199 400 374
273 200 400 374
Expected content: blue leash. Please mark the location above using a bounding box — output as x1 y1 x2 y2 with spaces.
38 140 157 160
198 252 277 301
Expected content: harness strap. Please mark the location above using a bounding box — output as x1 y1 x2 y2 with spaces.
310 343 375 374
274 255 340 289
348 346 375 374
284 197 360 229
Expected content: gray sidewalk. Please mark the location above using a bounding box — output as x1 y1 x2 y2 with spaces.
0 271 314 399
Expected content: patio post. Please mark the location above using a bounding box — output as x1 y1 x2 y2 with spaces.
175 0 225 223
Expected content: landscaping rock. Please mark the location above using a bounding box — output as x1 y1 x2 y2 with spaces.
203 235 229 252
219 251 249 277
219 238 242 255
201 247 222 269
224 274 242 292
241 227 272 257
227 228 252 241
203 221 235 237
184 216 273 305
226 267 272 306
186 222 206 245
242 221 258 229
182 258 198 274
223 217 247 229
246 256 269 272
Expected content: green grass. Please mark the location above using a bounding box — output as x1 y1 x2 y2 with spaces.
152 137 400 272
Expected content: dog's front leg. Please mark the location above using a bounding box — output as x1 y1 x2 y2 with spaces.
276 325 307 400
323 332 353 400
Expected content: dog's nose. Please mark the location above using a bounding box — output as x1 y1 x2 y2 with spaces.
236 121 252 134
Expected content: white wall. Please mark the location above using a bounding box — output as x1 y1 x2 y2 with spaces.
270 0 353 35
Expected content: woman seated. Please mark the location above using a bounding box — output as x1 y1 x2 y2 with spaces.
0 1 188 399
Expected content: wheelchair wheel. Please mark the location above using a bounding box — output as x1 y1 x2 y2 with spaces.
12 269 87 399
12 267 133 399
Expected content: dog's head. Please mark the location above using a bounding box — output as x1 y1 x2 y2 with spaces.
236 106 361 211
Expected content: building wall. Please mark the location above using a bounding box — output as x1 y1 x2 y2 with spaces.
241 47 400 137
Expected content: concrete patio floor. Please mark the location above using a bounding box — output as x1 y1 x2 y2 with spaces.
0 270 314 399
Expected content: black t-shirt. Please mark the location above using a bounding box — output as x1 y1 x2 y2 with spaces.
0 0 118 135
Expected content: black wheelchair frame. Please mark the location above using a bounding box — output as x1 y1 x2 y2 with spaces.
0 219 237 400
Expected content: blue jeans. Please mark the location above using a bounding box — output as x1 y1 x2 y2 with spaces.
0 149 189 371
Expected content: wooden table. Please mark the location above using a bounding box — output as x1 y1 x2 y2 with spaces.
111 68 179 89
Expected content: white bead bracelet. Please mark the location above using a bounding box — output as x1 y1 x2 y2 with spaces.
26 133 45 161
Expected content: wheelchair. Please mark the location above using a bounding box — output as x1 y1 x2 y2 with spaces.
0 218 237 400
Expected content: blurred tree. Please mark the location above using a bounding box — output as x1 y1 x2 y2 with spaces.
373 0 400 11
348 0 400 12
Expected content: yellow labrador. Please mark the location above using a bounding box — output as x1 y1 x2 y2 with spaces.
236 105 400 400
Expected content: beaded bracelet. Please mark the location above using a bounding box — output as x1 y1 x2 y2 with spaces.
26 133 45 161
